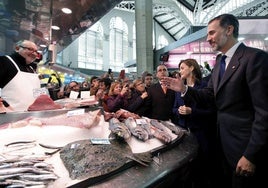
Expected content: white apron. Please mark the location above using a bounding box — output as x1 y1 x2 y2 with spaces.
1 55 40 111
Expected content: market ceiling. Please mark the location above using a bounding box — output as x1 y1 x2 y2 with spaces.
176 0 214 11
2 0 267 54
1 0 123 52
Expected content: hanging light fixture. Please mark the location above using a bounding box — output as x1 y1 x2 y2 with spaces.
62 8 72 14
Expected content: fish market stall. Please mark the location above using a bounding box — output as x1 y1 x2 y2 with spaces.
0 107 198 188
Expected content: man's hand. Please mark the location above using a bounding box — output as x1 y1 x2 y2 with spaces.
162 77 186 92
236 156 256 177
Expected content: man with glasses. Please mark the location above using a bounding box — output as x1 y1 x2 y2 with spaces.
0 39 41 111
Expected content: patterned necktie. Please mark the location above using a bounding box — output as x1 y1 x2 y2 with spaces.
160 82 167 94
162 85 167 94
219 55 227 81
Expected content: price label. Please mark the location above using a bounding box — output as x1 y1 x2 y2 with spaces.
33 88 49 98
67 109 85 117
91 138 110 145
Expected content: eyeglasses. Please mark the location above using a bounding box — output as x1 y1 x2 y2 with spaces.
19 45 38 55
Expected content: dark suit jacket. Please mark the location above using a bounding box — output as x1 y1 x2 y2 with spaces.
147 82 175 121
185 43 268 168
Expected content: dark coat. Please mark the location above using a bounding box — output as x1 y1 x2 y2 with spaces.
126 88 150 116
185 43 268 169
106 94 128 113
172 80 215 129
146 82 175 121
173 81 217 155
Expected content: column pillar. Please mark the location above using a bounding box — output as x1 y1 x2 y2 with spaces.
135 0 154 76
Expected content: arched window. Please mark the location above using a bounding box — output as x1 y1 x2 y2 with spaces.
78 22 104 70
109 17 128 72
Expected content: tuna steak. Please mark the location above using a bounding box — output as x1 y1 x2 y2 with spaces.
27 94 62 111
59 139 152 180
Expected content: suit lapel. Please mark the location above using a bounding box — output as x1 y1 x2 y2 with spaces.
216 44 245 93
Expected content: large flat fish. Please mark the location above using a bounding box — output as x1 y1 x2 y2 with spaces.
59 139 152 182
3 109 101 129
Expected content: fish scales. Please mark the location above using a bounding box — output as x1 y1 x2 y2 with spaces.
109 118 131 140
60 140 130 180
59 139 152 180
160 120 187 137
124 117 149 141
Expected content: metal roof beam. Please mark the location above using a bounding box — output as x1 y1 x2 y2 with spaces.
173 26 185 36
161 17 176 24
153 17 177 41
166 22 182 30
154 12 168 17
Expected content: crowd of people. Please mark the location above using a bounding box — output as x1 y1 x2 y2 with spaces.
0 13 267 188
55 69 155 115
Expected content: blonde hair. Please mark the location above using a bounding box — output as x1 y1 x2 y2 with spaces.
108 81 122 96
132 79 143 88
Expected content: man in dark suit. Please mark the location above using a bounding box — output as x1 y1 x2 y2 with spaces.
146 64 175 121
163 14 268 188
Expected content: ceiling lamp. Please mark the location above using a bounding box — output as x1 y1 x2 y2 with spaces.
62 8 72 14
51 25 60 30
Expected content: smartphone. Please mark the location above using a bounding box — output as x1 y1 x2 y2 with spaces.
119 69 125 79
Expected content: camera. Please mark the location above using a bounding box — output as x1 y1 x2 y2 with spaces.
108 68 112 74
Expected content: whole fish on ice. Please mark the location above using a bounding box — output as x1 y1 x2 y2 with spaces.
59 139 152 180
